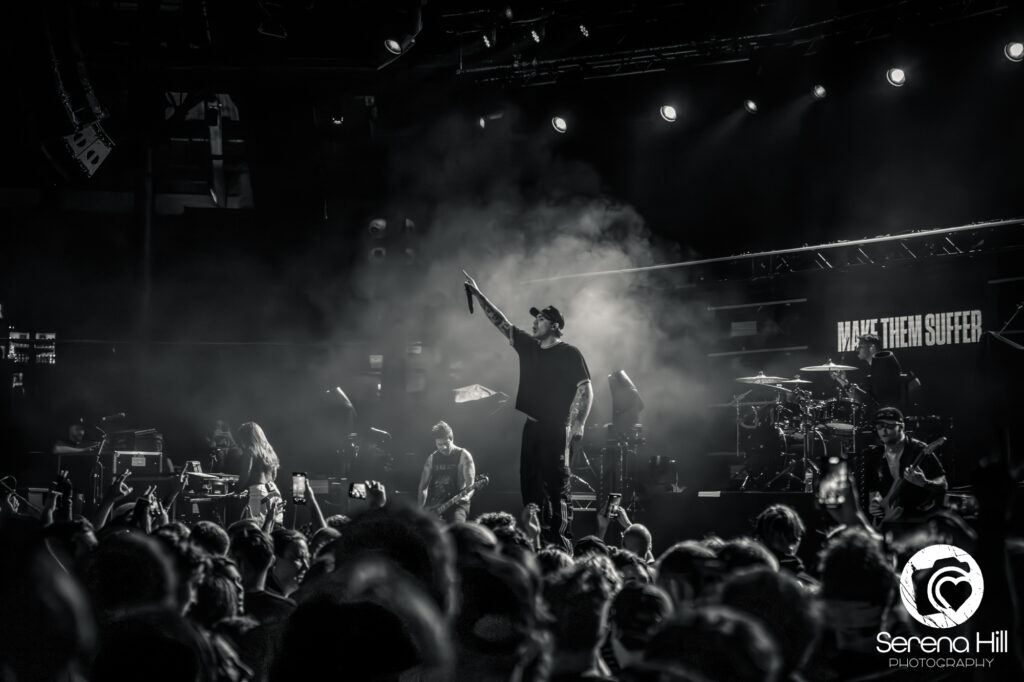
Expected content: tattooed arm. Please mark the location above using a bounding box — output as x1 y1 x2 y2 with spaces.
568 380 594 439
463 270 513 339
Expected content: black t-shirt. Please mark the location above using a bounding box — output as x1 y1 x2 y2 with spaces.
511 326 591 425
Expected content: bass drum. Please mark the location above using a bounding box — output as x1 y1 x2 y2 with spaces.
741 423 788 488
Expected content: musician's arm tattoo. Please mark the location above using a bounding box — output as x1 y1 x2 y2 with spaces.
475 292 513 339
568 381 594 436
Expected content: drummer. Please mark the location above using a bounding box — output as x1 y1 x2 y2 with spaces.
829 333 880 405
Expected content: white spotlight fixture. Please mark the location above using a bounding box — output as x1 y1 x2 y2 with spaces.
478 116 487 129
813 84 827 99
743 99 758 114
579 24 589 38
384 38 403 55
530 29 541 43
886 67 906 87
551 116 568 133
331 116 344 126
1005 42 1024 62
482 34 492 49
659 105 677 122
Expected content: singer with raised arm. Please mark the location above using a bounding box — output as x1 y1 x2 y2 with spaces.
462 270 593 553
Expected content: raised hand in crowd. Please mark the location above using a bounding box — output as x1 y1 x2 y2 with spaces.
40 490 61 527
93 469 133 529
520 503 541 549
53 469 73 522
263 496 284 533
366 480 387 510
305 476 327 530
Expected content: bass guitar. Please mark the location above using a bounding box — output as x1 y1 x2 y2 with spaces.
429 474 489 516
872 437 947 528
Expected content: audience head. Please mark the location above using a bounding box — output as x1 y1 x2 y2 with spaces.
84 532 177 618
333 502 457 616
190 520 230 556
655 541 719 607
610 547 653 584
573 535 610 558
717 537 780 572
643 606 781 682
309 526 341 558
820 527 896 607
271 528 310 597
536 547 573 576
446 521 499 558
755 504 806 559
456 551 551 680
720 566 822 677
543 562 616 656
622 523 653 558
608 583 673 656
0 523 95 682
324 514 351 530
229 525 275 590
475 511 517 533
270 555 453 681
190 557 243 628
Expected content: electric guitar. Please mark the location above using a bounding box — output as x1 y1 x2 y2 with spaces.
429 474 489 516
872 437 947 528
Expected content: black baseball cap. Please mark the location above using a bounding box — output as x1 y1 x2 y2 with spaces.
873 406 904 424
528 305 565 329
857 333 881 347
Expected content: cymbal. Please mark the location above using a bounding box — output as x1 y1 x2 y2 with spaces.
736 373 789 385
800 361 857 372
779 378 812 385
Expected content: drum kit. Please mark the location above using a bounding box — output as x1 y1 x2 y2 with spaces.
732 361 868 492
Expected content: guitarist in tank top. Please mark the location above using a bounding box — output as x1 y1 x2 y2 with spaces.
864 407 948 526
418 420 476 522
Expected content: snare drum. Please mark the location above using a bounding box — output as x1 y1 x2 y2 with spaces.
821 398 861 433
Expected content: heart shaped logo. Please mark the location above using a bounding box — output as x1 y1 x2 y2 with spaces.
935 575 972 612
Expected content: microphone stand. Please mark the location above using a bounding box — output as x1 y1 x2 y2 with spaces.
90 426 109 509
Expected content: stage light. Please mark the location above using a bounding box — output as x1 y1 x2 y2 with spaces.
551 116 568 133
482 34 492 49
886 67 906 86
331 116 344 125
659 105 677 122
579 24 589 38
1006 42 1024 62
813 84 827 99
368 218 387 239
384 38 402 55
530 29 541 43
743 99 758 114
478 116 486 129
368 247 387 262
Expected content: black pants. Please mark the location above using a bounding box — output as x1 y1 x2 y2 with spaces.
520 419 574 553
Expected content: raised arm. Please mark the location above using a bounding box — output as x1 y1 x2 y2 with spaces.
463 270 513 339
